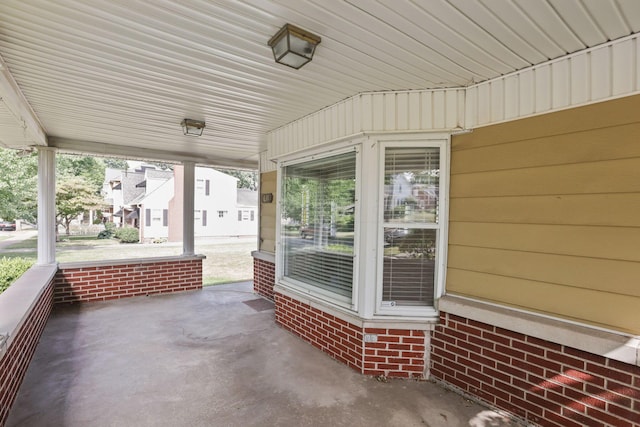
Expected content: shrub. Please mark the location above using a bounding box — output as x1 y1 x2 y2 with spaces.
0 257 34 295
114 226 139 243
97 222 116 239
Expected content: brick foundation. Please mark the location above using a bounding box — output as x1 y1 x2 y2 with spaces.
431 312 640 427
0 278 54 426
253 257 275 301
54 257 203 304
275 292 427 378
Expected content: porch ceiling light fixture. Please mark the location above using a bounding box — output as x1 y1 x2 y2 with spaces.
268 23 321 69
181 118 205 137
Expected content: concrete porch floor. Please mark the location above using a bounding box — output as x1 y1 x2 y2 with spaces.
7 282 518 427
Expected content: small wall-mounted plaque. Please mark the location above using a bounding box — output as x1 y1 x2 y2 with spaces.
261 193 274 203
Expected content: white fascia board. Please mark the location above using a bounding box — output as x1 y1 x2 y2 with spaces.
48 137 258 170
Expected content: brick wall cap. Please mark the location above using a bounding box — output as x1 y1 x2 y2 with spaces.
0 264 57 359
439 294 640 367
275 285 437 330
251 250 275 263
58 255 205 270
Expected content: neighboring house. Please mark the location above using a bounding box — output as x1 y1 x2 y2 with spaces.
103 165 257 241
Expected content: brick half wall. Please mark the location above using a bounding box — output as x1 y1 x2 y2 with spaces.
253 256 275 301
54 257 203 304
431 312 640 427
0 274 55 426
275 292 427 379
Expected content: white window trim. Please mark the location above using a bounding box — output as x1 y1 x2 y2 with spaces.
276 143 362 312
274 133 451 321
373 137 450 318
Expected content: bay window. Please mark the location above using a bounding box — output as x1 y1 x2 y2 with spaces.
277 137 447 318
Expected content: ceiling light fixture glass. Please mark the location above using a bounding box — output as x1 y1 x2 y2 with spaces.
181 118 205 136
268 23 321 70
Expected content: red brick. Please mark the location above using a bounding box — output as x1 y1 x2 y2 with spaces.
526 354 562 372
586 406 632 427
608 404 640 423
512 339 545 356
545 351 585 369
543 410 583 427
586 362 632 385
561 407 606 427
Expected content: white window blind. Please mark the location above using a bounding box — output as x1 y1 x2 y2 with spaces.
382 147 440 307
281 151 356 300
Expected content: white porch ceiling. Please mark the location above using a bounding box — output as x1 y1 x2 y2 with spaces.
0 0 639 168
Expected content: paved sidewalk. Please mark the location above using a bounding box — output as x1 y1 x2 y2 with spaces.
0 230 37 251
7 283 519 427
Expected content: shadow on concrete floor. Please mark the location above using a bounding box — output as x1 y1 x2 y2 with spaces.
7 282 519 427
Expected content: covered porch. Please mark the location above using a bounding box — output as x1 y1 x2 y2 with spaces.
1 2 640 426
5 282 509 427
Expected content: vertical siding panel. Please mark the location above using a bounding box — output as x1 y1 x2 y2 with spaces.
445 89 459 128
570 53 590 105
477 83 491 125
324 108 333 142
372 93 385 131
591 46 612 100
384 92 396 131
396 92 409 130
433 90 446 128
408 91 421 129
519 69 535 116
344 98 353 136
490 79 504 122
503 75 519 120
317 111 325 144
464 86 477 129
281 125 288 155
421 91 434 129
612 39 634 95
337 101 346 138
457 89 466 128
296 121 305 152
551 59 570 109
535 64 552 113
352 95 362 133
310 113 319 147
361 93 372 132
330 103 339 140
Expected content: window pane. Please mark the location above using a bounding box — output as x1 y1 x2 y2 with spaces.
282 151 356 299
382 228 436 307
384 148 439 224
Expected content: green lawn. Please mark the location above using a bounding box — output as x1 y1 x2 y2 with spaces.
0 235 256 286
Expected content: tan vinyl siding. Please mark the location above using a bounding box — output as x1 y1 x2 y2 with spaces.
259 171 277 253
448 95 640 334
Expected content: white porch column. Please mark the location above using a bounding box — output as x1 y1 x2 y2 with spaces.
37 147 56 265
182 161 195 256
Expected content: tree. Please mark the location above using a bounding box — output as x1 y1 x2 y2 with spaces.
0 149 38 221
57 154 106 193
56 176 104 237
218 169 258 190
103 158 128 170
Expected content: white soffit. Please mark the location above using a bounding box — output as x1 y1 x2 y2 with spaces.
0 0 639 167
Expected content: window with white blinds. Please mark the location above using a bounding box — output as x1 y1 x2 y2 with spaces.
381 146 440 308
281 151 356 301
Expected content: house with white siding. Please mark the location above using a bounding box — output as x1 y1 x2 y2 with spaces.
104 166 257 241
